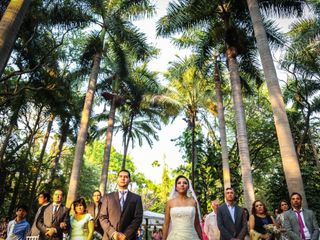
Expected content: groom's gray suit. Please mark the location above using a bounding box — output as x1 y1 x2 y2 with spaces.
99 191 143 240
283 208 319 240
217 203 247 240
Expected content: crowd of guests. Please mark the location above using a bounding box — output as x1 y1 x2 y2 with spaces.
0 171 319 240
0 169 143 240
200 189 319 240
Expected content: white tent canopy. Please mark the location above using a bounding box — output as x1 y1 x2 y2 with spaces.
142 210 164 226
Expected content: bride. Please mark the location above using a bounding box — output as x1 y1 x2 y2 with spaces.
162 175 203 240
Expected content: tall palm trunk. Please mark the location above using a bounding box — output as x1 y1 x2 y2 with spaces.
48 119 69 193
246 0 307 207
191 113 197 185
214 60 231 189
227 47 255 211
0 0 31 77
99 96 117 196
29 113 55 202
66 51 102 207
122 113 134 169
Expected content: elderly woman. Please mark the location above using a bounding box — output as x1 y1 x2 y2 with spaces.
249 200 275 240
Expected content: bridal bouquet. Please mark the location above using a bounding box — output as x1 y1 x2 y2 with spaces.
264 224 281 239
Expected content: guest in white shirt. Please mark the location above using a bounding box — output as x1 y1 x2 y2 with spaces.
204 200 220 240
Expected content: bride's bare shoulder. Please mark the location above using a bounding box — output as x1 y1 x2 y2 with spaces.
189 198 197 206
166 198 176 207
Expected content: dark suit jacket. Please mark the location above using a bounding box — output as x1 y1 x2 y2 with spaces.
283 208 319 240
217 203 247 240
99 191 143 240
30 203 50 236
36 203 70 240
87 202 103 235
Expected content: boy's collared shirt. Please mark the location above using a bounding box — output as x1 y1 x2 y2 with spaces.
6 219 30 240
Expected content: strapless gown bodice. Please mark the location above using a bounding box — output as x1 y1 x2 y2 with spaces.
167 206 200 240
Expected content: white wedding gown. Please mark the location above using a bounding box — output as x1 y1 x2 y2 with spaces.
167 206 200 240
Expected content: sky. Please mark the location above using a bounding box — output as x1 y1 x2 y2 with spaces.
110 0 296 183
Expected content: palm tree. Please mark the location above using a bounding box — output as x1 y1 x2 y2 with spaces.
164 55 215 184
66 0 155 205
213 59 231 189
172 28 233 189
280 4 320 167
117 63 166 168
157 0 260 209
98 43 162 194
0 0 31 77
67 32 105 206
245 0 308 205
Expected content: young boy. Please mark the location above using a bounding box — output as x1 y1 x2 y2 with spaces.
6 205 30 240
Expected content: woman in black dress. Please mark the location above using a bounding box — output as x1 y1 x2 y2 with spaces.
249 200 275 240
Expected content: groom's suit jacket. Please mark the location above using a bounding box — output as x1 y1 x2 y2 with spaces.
36 203 70 240
283 208 319 240
217 203 247 240
99 191 143 240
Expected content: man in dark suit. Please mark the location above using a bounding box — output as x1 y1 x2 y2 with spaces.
37 189 70 240
100 169 143 240
217 187 247 240
87 190 103 236
29 192 50 236
284 192 319 240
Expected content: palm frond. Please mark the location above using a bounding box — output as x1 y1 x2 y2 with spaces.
259 0 305 18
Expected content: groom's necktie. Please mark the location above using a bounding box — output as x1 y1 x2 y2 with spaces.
53 204 58 215
120 191 125 212
296 210 306 240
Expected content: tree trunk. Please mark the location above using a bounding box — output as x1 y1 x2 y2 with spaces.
246 0 307 207
99 96 117 196
0 170 8 207
0 0 31 77
122 113 134 169
7 110 39 215
214 60 231 189
0 103 22 164
227 47 255 211
0 124 14 163
66 52 102 207
47 119 69 193
29 113 55 202
191 114 196 186
8 171 23 217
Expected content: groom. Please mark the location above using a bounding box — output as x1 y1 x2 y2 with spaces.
217 187 247 240
100 169 143 240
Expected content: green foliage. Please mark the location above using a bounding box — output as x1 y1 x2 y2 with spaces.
173 125 224 215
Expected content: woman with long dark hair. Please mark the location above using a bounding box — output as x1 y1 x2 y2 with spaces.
249 200 275 240
162 175 203 240
275 200 289 240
